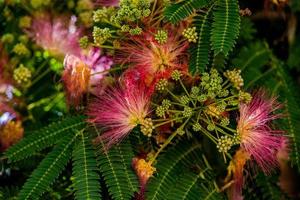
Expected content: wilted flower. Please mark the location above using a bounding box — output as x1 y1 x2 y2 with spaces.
62 55 91 106
237 90 284 173
226 149 250 200
132 157 156 198
62 47 112 106
0 102 23 151
27 13 82 57
0 120 24 151
88 85 150 148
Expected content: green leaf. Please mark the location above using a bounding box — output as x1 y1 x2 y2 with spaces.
72 132 101 200
274 62 300 172
17 132 77 200
96 138 139 200
146 141 203 200
189 6 213 74
166 171 206 200
232 41 271 86
211 0 240 56
5 115 86 162
255 173 282 200
164 0 210 24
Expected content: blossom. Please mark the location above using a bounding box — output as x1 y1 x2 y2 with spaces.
62 47 112 106
0 120 24 151
0 101 23 151
27 13 82 57
132 157 156 199
226 148 250 200
80 47 113 86
87 85 150 148
117 27 189 91
237 90 284 173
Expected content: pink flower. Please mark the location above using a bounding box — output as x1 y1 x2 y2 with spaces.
237 90 284 173
80 47 113 86
117 26 188 90
88 85 150 148
62 47 112 106
27 13 82 57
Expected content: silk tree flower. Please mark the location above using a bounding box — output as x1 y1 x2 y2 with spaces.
117 27 189 91
132 157 156 199
62 47 112 106
226 148 250 200
88 85 150 148
237 90 284 173
27 13 82 57
0 102 23 151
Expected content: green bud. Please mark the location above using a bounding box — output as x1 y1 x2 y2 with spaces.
1 33 14 44
183 106 193 118
156 79 168 91
207 123 215 131
156 106 165 118
129 26 142 35
216 135 233 153
171 70 182 81
192 123 201 132
79 36 89 49
13 43 30 56
141 118 154 137
13 64 32 85
154 30 168 44
93 27 112 45
180 95 190 105
182 27 198 43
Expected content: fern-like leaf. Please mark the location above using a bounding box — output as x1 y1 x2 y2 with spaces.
255 173 282 200
96 138 138 200
17 132 77 200
146 141 203 200
164 0 210 24
189 6 213 74
232 42 271 86
166 171 206 200
72 132 101 200
211 0 240 56
5 115 86 162
274 63 300 172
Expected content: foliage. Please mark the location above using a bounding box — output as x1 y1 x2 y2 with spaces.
1 0 300 200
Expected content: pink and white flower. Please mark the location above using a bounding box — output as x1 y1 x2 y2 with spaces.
62 47 112 106
237 90 285 173
88 85 150 148
27 13 82 57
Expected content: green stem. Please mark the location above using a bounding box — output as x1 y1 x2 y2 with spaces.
154 116 185 128
30 67 52 86
179 79 196 107
149 117 190 165
166 88 182 103
246 68 275 89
